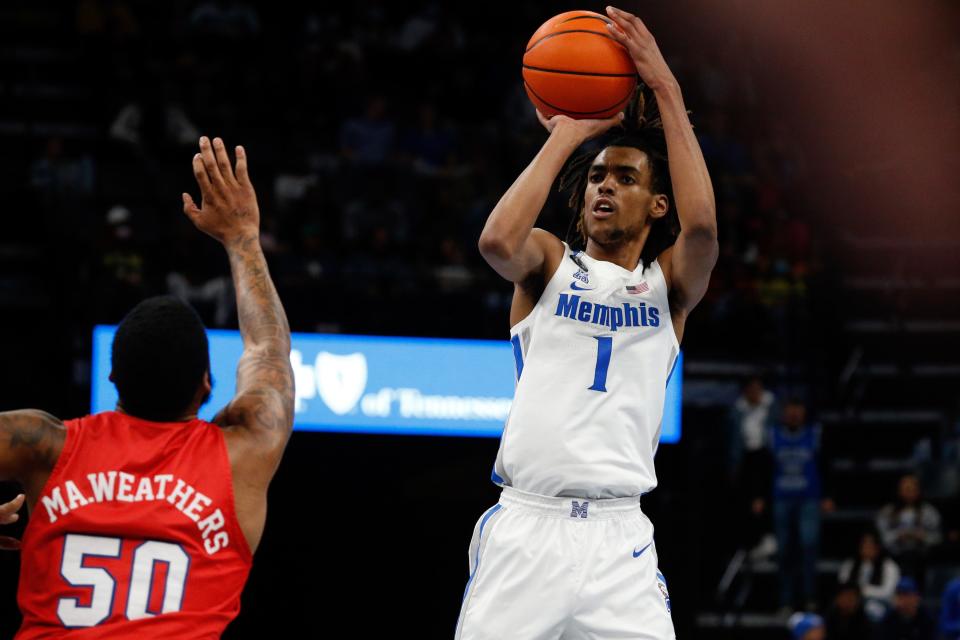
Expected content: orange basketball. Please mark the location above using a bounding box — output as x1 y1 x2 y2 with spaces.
522 10 637 120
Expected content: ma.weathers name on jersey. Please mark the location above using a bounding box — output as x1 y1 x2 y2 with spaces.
554 292 661 333
40 471 232 555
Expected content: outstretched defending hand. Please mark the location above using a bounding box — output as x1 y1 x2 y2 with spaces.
0 493 25 551
604 6 676 92
183 136 260 246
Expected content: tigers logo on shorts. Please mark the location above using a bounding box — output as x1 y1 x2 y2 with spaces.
657 581 671 612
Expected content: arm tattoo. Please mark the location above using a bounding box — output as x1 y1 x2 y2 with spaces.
225 235 295 434
0 410 64 480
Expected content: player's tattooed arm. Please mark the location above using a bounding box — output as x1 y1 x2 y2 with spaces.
606 6 718 314
0 410 65 495
183 137 294 482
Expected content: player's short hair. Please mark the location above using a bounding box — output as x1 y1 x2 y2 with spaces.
111 296 210 422
559 87 680 269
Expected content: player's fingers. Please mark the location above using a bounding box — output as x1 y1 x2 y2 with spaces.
198 136 227 192
535 109 552 129
212 137 237 184
0 494 24 520
192 153 215 198
605 6 641 38
182 193 201 221
604 20 628 43
0 536 21 551
234 145 251 186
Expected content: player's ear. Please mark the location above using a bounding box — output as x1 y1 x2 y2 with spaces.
202 370 211 395
649 194 669 220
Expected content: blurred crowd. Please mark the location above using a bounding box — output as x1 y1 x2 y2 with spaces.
7 0 824 360
727 377 960 639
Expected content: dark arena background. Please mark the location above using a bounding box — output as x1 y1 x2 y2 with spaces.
1 1 959 638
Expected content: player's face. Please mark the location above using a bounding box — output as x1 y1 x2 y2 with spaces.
783 403 806 427
898 475 920 503
804 628 826 640
581 146 668 248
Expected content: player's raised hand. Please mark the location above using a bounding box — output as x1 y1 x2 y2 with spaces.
182 136 260 247
604 6 676 92
0 493 25 551
536 109 624 142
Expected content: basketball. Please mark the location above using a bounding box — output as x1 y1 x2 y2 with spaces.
522 10 638 119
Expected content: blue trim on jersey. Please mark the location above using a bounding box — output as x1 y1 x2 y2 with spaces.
490 466 505 484
461 504 503 602
664 352 679 389
510 334 524 380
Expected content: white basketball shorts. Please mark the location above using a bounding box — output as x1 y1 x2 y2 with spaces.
455 486 676 640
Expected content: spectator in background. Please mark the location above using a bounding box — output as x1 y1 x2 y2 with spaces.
727 375 776 555
837 530 901 621
339 95 396 167
95 205 147 320
109 82 200 149
787 612 825 640
729 375 776 477
823 582 874 640
876 577 936 640
29 137 95 200
876 474 942 582
188 0 261 37
166 272 233 328
941 577 960 640
759 398 833 612
401 102 455 176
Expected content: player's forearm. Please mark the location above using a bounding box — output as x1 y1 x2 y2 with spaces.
225 234 291 355
479 128 581 259
654 82 717 237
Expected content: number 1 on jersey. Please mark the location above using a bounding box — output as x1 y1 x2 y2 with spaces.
589 336 612 392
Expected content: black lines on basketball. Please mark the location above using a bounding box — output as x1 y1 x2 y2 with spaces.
525 29 622 54
559 15 612 26
522 64 637 79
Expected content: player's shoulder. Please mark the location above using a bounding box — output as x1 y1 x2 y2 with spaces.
529 227 565 256
517 228 564 290
0 409 66 443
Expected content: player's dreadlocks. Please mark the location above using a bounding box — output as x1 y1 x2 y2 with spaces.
558 86 680 270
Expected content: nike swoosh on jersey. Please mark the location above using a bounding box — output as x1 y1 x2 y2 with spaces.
570 282 595 290
632 542 652 558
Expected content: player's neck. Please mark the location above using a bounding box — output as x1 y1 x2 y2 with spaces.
584 238 645 272
115 404 198 423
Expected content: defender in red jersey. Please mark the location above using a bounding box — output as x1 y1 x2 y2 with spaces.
0 136 294 638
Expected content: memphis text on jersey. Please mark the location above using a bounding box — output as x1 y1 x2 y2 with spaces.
555 293 661 332
39 471 231 555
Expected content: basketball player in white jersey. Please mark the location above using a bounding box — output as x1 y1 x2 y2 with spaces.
456 7 717 639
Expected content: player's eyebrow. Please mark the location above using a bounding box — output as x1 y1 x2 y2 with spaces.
589 163 642 174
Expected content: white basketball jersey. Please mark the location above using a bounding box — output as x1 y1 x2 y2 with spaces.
492 243 680 499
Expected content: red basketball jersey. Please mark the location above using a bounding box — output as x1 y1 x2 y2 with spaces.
16 411 252 639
